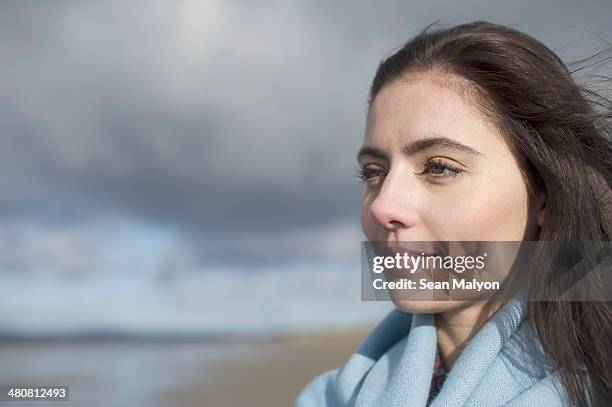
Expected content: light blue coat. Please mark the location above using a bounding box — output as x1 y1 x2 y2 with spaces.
296 294 569 406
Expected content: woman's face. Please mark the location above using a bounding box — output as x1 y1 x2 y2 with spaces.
359 74 544 313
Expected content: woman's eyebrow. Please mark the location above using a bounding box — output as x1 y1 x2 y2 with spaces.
404 136 483 156
356 146 388 162
357 136 482 162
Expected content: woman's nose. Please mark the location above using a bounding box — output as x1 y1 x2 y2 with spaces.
368 172 419 232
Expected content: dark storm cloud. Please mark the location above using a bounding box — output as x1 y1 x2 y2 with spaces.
1 0 610 235
0 0 375 234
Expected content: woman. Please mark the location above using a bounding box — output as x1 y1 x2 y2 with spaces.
296 22 611 406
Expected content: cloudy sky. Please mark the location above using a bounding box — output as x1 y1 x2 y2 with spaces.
1 0 611 274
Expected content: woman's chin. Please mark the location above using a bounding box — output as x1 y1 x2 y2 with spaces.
392 299 471 314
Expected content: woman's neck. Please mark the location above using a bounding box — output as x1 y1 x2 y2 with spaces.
434 301 498 370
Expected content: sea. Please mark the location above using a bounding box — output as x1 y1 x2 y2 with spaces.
0 260 391 406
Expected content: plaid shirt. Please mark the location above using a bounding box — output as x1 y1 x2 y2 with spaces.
427 350 448 406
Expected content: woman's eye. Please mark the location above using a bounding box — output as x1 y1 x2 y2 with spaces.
419 157 464 179
356 166 386 184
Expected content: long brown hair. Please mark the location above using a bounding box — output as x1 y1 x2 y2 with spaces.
368 21 612 406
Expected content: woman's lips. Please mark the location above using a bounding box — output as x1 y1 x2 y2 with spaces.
384 245 439 257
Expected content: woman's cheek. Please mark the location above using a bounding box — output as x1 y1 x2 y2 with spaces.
360 195 378 240
444 183 529 241
421 174 529 241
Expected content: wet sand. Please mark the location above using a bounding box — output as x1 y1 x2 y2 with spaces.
162 328 371 407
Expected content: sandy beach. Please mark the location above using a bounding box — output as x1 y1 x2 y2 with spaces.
162 328 372 407
0 328 374 407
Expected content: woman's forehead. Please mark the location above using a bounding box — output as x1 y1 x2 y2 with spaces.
364 77 501 152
